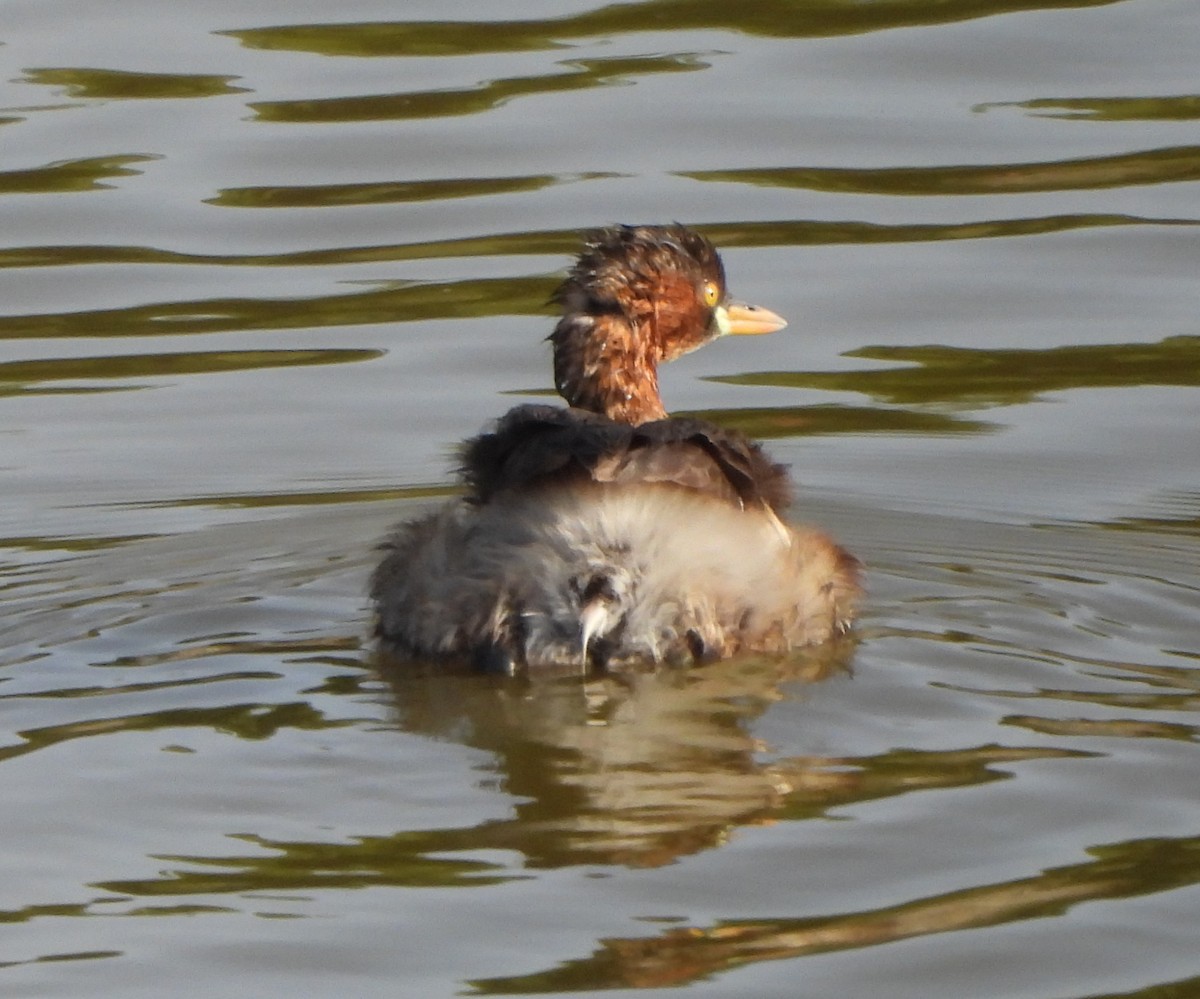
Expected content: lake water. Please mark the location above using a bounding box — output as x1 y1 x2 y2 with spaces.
2 1 1198 996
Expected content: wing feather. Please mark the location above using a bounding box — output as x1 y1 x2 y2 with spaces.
461 404 792 512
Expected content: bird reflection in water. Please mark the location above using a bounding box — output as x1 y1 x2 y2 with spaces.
380 646 855 869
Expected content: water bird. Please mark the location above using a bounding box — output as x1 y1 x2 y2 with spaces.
372 224 859 672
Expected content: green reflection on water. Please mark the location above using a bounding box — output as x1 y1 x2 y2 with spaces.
1 699 359 765
249 52 711 124
210 172 616 209
774 743 1090 820
4 671 284 703
955 680 1200 715
0 348 382 396
1004 714 1198 742
0 903 91 928
719 336 1200 409
943 650 1200 721
94 832 520 896
0 946 124 964
222 0 1123 56
981 94 1200 121
467 832 1200 993
697 214 1199 247
20 68 247 100
0 534 159 554
684 145 1200 196
0 230 579 270
37 660 1094 906
1099 492 1200 537
0 155 156 195
74 729 1084 900
0 275 557 340
1 214 1189 272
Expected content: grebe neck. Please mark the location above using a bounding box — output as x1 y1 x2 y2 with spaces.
551 303 668 425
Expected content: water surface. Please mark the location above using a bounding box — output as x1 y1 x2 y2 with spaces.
2 1 1198 996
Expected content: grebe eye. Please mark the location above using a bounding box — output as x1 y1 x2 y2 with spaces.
701 281 721 308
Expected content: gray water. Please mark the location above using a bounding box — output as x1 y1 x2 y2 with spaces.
2 2 1199 996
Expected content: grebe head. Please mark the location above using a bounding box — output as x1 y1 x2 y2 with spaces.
550 224 787 425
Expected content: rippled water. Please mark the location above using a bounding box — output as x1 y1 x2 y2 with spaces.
3 2 1198 996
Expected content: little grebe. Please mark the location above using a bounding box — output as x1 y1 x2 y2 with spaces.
372 224 859 672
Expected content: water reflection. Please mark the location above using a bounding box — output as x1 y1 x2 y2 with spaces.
0 349 381 397
979 93 1200 122
83 649 1098 899
4 212 1188 276
0 275 554 340
0 228 579 270
381 654 858 868
698 215 1194 247
684 146 1200 197
466 831 1200 993
250 53 712 124
956 661 1200 715
2 495 1194 993
223 0 1125 56
1005 714 1198 742
19 68 247 101
1100 492 1200 537
3 0 1198 992
209 173 616 210
1 698 347 767
719 336 1200 409
0 155 156 195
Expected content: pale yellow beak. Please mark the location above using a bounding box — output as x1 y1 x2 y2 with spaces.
721 302 788 336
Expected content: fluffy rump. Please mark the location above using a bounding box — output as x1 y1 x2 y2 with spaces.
371 482 858 672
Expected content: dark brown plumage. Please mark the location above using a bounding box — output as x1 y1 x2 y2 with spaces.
462 404 793 515
372 224 860 673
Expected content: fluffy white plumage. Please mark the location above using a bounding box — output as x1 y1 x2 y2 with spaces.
372 482 857 672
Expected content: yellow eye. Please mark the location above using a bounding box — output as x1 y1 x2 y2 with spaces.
701 281 721 308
